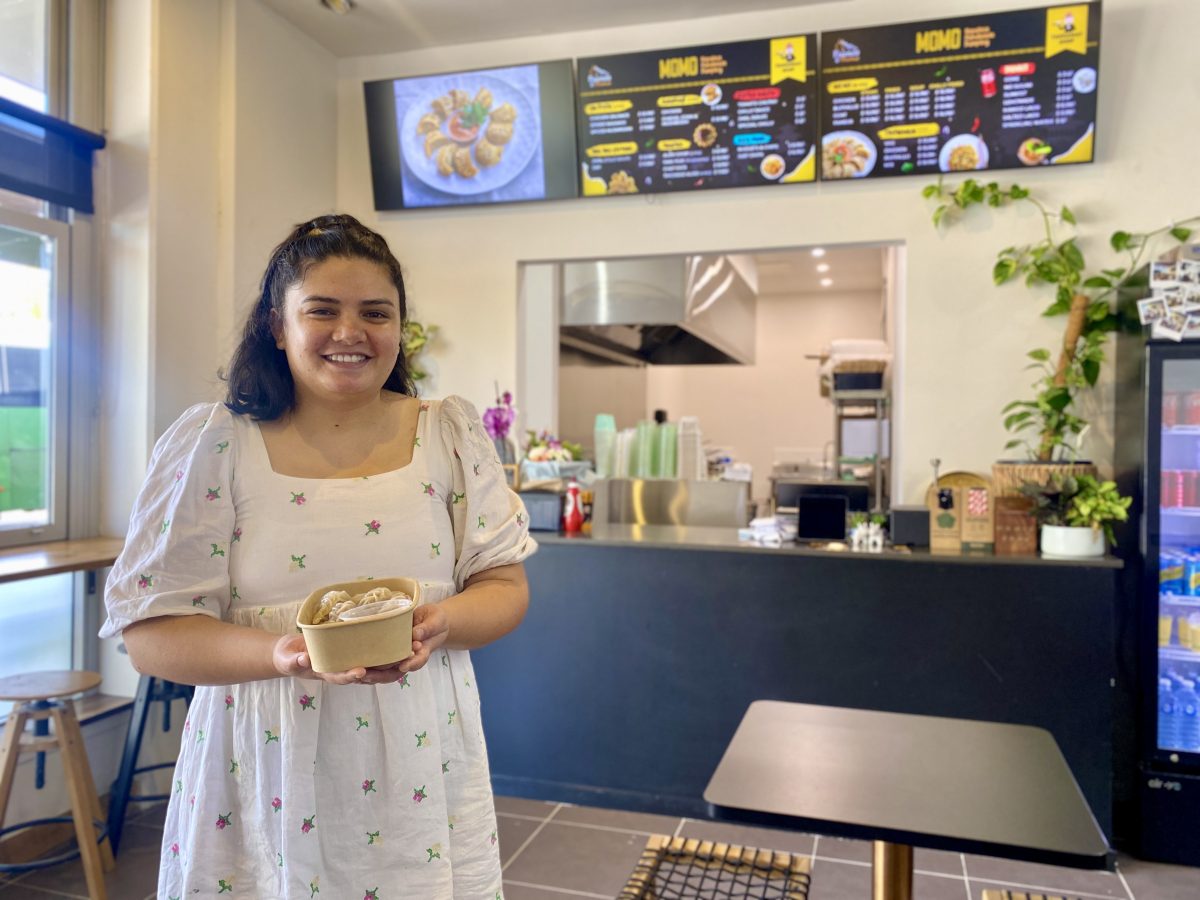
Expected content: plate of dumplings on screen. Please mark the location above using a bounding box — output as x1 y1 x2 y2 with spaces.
401 74 538 195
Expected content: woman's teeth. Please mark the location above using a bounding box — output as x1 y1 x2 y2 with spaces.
327 354 367 363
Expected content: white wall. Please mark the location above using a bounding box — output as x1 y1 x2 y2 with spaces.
101 0 338 532
336 0 1199 502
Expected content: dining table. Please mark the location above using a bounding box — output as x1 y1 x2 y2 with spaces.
704 700 1113 900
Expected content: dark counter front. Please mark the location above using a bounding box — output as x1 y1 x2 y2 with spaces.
473 531 1130 840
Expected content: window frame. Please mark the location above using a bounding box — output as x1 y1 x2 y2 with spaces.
0 205 70 547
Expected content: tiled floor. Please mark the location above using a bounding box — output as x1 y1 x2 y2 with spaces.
1 795 1199 899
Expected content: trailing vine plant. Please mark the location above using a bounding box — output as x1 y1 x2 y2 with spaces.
925 177 1198 461
402 317 437 384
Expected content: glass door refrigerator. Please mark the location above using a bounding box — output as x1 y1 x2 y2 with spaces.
1134 340 1200 865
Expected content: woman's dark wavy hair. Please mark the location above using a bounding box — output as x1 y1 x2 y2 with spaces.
223 214 415 420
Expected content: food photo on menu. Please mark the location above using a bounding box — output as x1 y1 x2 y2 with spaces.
818 2 1101 181
363 60 578 209
575 34 819 197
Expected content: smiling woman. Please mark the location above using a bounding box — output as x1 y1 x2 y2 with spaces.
100 214 536 898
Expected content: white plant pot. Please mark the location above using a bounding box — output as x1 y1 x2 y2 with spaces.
1040 524 1106 559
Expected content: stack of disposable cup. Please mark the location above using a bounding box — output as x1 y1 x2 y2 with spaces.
655 422 677 479
593 413 616 478
677 417 705 480
613 427 635 478
633 420 655 478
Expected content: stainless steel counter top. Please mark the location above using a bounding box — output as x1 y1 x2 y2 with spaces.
535 524 1124 568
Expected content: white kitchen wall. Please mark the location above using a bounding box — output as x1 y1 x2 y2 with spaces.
335 0 1198 502
646 287 887 502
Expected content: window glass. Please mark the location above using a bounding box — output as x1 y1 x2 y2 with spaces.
0 573 72 717
0 0 48 112
0 218 59 536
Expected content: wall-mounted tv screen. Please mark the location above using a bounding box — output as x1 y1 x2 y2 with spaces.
576 35 819 198
818 2 1101 181
364 60 579 209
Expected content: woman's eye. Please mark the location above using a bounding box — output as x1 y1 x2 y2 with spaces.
364 311 390 320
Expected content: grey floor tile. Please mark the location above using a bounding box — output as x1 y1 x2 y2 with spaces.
910 872 973 900
552 803 681 835
503 882 610 899
966 853 1127 897
915 847 968 877
500 821 649 897
494 795 559 819
970 877 1125 900
809 856 871 900
498 813 544 868
127 800 168 829
816 834 873 863
677 818 817 857
1117 851 1200 900
15 821 161 899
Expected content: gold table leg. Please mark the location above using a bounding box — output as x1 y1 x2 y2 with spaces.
872 841 913 900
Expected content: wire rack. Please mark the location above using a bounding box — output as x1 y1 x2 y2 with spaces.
618 834 811 900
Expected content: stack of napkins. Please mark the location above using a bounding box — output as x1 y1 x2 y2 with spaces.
738 515 797 546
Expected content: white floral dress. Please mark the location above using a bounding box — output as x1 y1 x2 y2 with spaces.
101 396 536 900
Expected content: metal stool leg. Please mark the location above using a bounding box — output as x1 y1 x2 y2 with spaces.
106 677 193 855
105 674 155 855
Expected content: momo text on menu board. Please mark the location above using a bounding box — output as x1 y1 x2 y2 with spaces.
576 35 818 197
818 2 1101 181
363 60 578 209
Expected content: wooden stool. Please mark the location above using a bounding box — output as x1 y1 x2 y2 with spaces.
0 671 115 900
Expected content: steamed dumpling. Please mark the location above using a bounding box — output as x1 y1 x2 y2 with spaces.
490 103 517 124
436 143 456 175
475 139 503 168
485 122 513 146
430 96 453 120
424 130 452 157
474 87 493 109
416 112 441 134
448 88 470 109
453 146 478 178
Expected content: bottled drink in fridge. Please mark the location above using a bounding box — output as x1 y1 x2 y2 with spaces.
1160 677 1181 750
1179 678 1200 752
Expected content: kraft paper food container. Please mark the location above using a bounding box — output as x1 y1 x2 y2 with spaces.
296 577 420 673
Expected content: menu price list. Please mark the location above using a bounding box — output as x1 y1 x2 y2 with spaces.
576 35 819 197
818 2 1101 181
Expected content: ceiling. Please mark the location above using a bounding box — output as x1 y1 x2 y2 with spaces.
260 0 837 57
753 246 886 296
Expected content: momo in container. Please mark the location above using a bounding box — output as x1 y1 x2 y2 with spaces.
297 577 421 673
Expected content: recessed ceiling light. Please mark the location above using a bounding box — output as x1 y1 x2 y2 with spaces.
816 263 830 273
820 278 833 287
320 0 354 13
811 247 826 258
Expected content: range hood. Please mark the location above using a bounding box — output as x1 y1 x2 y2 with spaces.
559 254 756 365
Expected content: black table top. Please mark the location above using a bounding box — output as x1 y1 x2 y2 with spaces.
704 701 1112 870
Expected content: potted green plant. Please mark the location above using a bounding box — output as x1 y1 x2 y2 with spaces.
1019 472 1131 558
924 178 1197 466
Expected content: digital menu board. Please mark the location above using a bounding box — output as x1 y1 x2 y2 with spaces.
818 3 1101 180
576 36 818 197
363 60 579 209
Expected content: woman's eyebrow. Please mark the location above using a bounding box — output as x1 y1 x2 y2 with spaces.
299 296 396 306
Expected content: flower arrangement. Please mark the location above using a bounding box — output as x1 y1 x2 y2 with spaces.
525 429 583 463
482 389 516 442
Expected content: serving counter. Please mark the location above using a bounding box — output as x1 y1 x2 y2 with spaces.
472 526 1134 842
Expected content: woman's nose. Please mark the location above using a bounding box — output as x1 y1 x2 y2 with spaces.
331 315 365 342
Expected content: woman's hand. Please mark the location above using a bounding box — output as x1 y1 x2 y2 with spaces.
271 605 449 686
359 603 450 683
271 633 370 686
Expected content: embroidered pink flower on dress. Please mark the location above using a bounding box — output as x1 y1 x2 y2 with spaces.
271 797 282 813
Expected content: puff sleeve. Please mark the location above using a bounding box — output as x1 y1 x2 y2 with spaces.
100 403 238 637
439 395 537 591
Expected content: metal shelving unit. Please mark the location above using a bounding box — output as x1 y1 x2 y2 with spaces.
830 388 890 512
